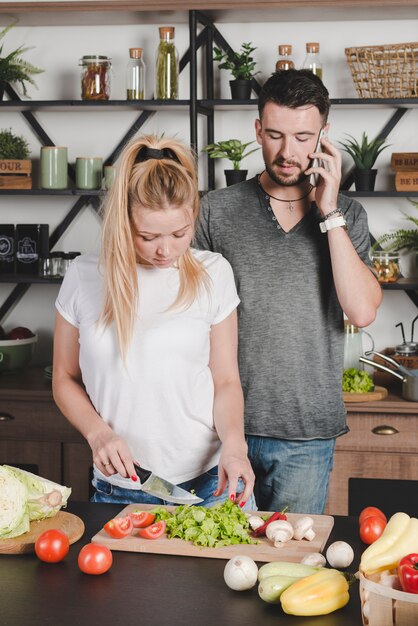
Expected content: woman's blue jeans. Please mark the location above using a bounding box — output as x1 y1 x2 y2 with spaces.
246 435 336 514
91 465 256 511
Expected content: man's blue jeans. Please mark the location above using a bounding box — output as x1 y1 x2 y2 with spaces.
246 435 336 514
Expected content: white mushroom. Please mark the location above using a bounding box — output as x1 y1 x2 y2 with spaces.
265 520 294 548
300 552 326 567
248 515 265 531
293 517 316 541
326 541 354 568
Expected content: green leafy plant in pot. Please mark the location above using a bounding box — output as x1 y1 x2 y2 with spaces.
213 42 258 100
202 139 260 186
0 127 32 189
371 199 418 278
339 132 390 191
0 20 44 99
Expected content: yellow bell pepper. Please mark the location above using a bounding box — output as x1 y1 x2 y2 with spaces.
360 514 418 576
280 568 349 616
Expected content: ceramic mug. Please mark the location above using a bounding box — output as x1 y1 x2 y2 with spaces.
40 146 68 190
76 157 103 190
103 165 116 190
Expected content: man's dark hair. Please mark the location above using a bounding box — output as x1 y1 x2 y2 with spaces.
258 69 330 122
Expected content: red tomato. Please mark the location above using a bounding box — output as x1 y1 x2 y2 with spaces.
359 506 387 526
35 529 70 563
103 515 133 539
137 520 166 539
78 543 113 575
360 515 387 544
129 510 156 529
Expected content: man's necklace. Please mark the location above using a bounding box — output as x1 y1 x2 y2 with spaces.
258 175 313 213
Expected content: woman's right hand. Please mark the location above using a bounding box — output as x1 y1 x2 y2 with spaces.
88 424 137 481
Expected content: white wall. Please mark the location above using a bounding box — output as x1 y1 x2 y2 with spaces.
1 14 417 364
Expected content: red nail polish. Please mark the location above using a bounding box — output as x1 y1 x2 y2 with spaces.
213 490 219 496
229 494 235 502
131 475 138 482
239 501 246 508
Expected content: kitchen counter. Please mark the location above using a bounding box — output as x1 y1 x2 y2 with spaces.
1 501 365 626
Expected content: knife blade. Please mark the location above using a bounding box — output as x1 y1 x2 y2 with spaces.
134 465 203 505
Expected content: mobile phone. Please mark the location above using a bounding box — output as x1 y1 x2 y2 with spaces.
309 129 326 187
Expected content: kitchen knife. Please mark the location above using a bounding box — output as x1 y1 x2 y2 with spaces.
134 465 203 505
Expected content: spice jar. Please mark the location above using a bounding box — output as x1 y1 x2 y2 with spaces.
276 45 295 71
155 27 179 100
126 48 146 100
371 250 401 283
79 55 112 101
302 43 323 80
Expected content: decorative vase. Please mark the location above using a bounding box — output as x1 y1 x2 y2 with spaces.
354 168 377 191
224 169 247 186
229 79 252 100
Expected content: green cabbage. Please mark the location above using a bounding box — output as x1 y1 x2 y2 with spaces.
0 465 71 539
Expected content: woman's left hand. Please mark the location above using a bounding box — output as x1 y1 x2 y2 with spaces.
216 445 255 507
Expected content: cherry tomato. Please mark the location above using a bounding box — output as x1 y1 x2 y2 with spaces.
137 520 166 539
360 515 387 544
103 515 133 539
359 506 387 526
129 510 156 529
35 529 70 563
78 543 113 575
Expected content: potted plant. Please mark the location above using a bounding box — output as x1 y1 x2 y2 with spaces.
213 42 258 100
339 132 390 191
0 128 32 189
202 139 260 186
372 199 418 278
0 20 44 100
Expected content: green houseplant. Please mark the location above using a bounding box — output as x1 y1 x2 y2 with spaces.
339 132 390 191
372 199 418 277
0 128 32 189
0 20 44 98
213 42 258 100
202 139 260 186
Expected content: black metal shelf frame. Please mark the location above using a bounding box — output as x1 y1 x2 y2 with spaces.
1 9 417 317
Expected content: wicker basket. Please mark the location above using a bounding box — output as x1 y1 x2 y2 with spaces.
359 572 418 626
345 42 418 98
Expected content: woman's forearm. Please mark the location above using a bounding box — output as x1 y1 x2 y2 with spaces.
213 380 247 453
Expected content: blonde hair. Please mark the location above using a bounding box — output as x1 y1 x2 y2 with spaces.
99 135 209 359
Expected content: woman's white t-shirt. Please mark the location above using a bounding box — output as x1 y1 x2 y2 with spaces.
55 249 240 486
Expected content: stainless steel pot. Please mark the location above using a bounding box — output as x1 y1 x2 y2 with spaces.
359 350 418 402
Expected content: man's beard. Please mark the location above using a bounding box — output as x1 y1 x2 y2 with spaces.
265 160 309 187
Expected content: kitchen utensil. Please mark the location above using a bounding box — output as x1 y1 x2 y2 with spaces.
359 352 418 401
343 385 388 403
0 511 84 555
364 350 416 377
395 315 418 355
0 334 38 373
92 503 334 562
343 321 374 369
135 465 204 505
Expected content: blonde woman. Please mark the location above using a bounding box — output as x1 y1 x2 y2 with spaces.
52 135 255 508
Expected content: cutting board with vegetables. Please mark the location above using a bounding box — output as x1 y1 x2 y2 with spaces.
0 511 85 555
343 385 388 403
91 504 334 562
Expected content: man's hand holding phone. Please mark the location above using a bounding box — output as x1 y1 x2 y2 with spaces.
306 130 342 218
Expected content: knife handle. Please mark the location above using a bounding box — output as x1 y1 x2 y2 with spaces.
134 465 152 483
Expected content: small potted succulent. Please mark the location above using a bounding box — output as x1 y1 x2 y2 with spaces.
213 42 258 100
339 132 390 191
0 127 32 189
0 20 44 99
202 139 260 186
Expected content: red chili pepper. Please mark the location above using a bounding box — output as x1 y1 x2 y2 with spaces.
252 506 288 537
398 553 418 594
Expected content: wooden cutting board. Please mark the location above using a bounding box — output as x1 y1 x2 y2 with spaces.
343 385 388 403
91 504 334 562
0 511 85 555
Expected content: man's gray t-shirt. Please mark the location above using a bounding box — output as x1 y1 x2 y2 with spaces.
194 176 372 441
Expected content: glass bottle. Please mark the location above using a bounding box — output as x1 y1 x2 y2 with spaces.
126 48 146 100
79 55 112 100
303 42 323 80
275 45 295 71
155 26 179 100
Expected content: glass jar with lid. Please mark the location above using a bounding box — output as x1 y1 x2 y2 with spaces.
155 26 179 100
126 48 146 100
276 45 295 71
302 42 323 80
79 55 112 101
371 250 401 283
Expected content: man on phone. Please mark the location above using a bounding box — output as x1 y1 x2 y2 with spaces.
195 69 381 514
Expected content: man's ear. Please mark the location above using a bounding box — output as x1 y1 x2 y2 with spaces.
255 118 262 146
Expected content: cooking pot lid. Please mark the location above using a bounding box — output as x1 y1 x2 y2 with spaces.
395 342 418 355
